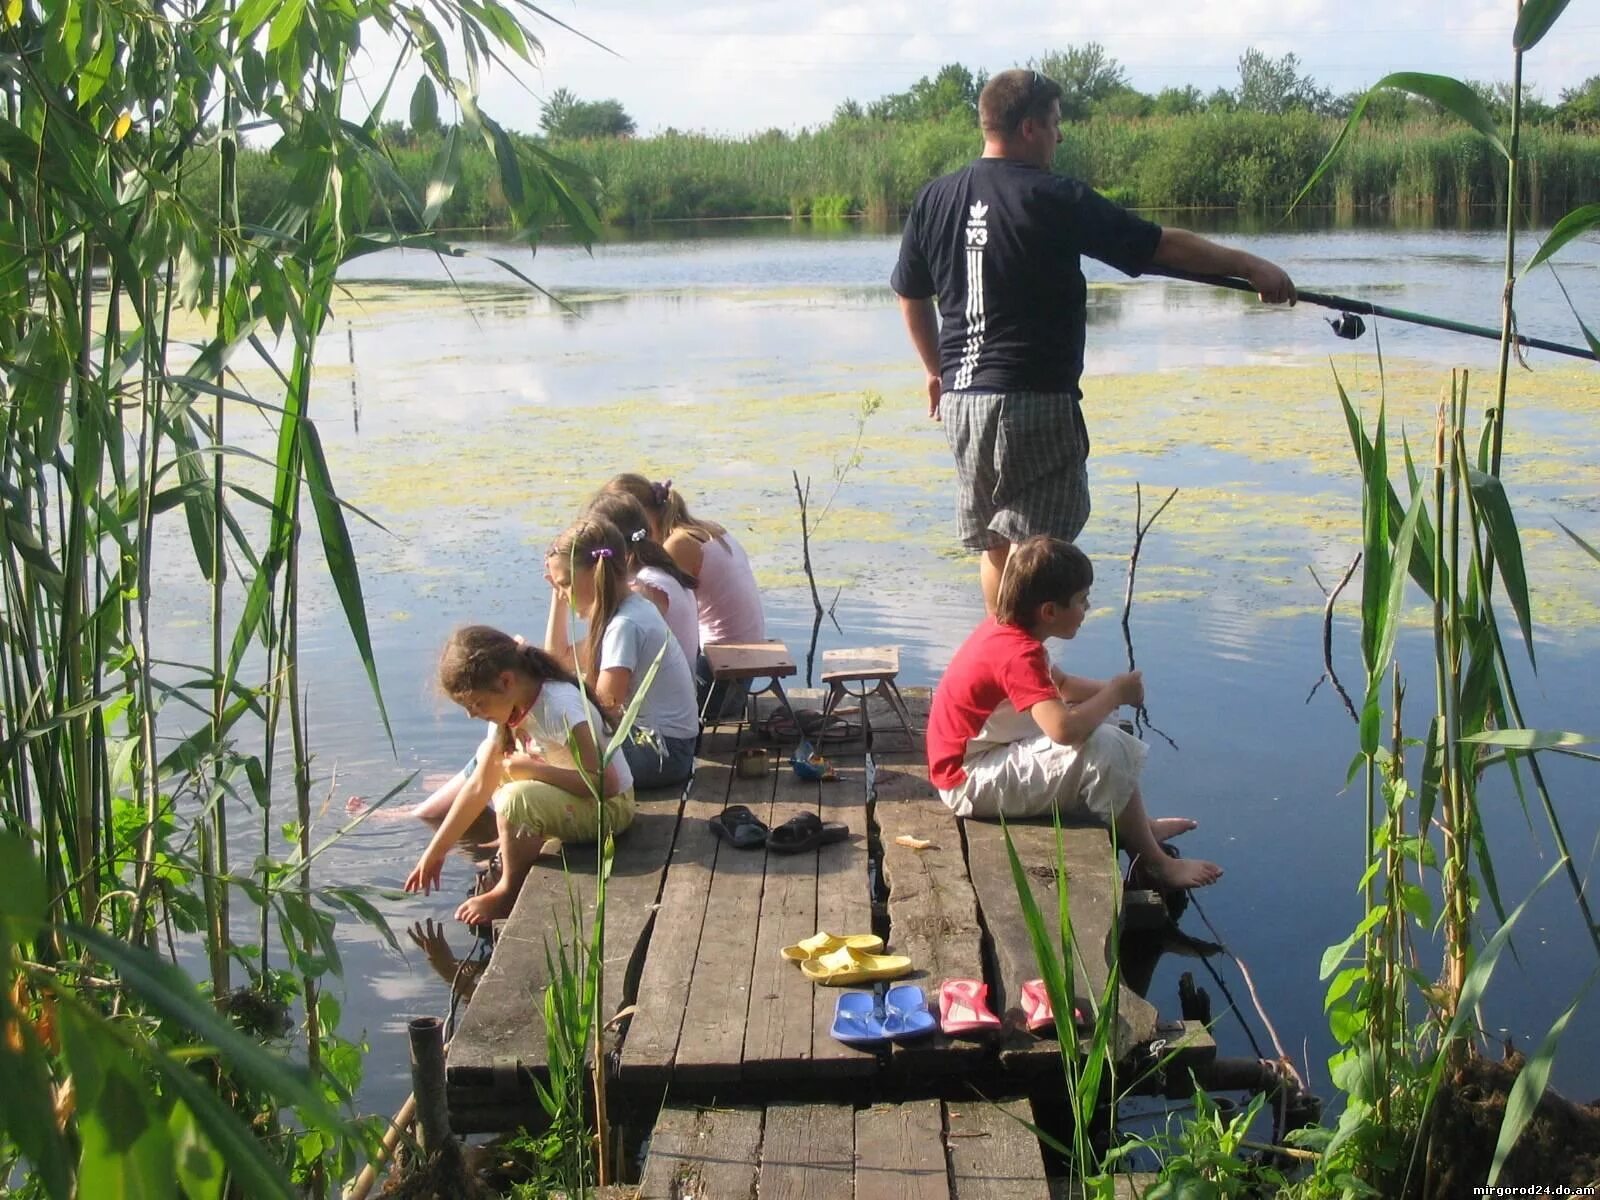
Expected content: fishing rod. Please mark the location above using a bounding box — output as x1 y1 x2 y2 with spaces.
1150 266 1599 363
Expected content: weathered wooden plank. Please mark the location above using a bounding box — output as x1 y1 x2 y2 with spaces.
637 1103 762 1200
855 1099 951 1200
945 1098 1048 1199
807 759 877 1077
616 749 733 1089
672 753 779 1084
758 1102 855 1200
873 759 987 1075
742 771 822 1079
446 785 684 1104
962 820 1159 1069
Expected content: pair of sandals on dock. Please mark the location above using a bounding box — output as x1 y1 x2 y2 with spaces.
709 804 849 854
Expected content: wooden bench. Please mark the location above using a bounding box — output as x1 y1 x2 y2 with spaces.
701 640 804 742
820 645 917 747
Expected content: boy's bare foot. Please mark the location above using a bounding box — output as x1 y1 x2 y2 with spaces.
456 884 515 925
1139 853 1222 891
1148 817 1198 842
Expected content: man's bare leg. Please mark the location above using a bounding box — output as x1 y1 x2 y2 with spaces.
456 810 541 924
980 540 1012 616
1113 786 1221 890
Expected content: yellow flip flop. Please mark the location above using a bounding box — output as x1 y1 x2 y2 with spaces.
781 931 885 962
799 944 913 986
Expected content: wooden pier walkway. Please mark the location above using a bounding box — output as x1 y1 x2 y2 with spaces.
445 687 1212 1189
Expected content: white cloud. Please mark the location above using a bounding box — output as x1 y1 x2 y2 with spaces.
351 0 1597 136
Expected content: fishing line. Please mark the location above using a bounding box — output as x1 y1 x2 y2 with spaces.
1149 266 1599 363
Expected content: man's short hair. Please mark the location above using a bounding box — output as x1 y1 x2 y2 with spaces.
980 69 1064 138
995 536 1093 627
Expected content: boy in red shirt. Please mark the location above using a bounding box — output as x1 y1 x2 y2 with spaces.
926 535 1222 891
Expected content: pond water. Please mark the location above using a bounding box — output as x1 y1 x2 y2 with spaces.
154 212 1600 1122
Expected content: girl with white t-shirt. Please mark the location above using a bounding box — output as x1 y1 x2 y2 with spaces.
586 490 700 662
599 474 765 718
545 515 700 788
403 626 635 925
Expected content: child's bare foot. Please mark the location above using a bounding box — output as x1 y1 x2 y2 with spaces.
346 795 417 823
456 884 515 925
1139 853 1222 891
1148 817 1198 842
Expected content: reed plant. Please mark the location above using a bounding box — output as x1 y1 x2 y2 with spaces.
0 0 596 1192
1285 0 1600 1191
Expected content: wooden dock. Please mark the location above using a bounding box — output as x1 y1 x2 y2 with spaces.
445 687 1211 1190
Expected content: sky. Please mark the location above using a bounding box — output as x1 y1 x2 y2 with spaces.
352 0 1597 137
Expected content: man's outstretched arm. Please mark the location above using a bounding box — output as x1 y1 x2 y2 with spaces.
898 294 944 420
1151 228 1297 305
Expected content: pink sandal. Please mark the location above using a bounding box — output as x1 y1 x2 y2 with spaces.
938 978 1001 1035
1019 979 1087 1034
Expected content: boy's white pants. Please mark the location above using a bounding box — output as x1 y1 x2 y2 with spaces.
938 721 1146 823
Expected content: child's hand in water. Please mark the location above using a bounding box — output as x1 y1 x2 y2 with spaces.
405 849 445 895
1113 670 1145 708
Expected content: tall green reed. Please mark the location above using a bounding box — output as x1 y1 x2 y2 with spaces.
1290 0 1600 1190
0 0 597 1191
524 567 668 1194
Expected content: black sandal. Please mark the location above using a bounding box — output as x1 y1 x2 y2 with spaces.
710 804 768 849
766 811 849 855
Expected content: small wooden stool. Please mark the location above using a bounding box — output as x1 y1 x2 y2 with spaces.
701 640 803 743
819 645 916 746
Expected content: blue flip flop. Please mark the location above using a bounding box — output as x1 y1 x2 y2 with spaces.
882 984 937 1042
830 990 889 1047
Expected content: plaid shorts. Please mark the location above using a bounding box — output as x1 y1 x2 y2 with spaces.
942 390 1091 552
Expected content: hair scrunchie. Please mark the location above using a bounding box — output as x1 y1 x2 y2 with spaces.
590 547 614 561
651 478 672 505
629 528 647 543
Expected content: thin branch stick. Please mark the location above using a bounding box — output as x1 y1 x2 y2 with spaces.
1302 554 1361 723
1121 483 1179 749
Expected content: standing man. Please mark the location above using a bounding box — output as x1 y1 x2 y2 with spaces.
892 68 1296 614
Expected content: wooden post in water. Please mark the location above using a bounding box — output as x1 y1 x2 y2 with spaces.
408 1017 451 1156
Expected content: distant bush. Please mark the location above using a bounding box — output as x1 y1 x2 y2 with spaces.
183 116 1600 228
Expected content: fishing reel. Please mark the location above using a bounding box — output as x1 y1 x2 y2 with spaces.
1327 312 1366 340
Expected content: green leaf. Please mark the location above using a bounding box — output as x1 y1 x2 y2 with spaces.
1461 728 1591 750
267 0 304 50
66 925 340 1128
1372 483 1427 677
299 420 393 746
232 0 279 41
422 127 463 227
1467 468 1535 669
1379 73 1508 158
1513 0 1573 50
79 1068 173 1200
146 1045 297 1200
1488 973 1594 1185
1555 519 1600 566
1522 203 1600 273
409 75 439 132
0 832 47 927
1292 72 1507 211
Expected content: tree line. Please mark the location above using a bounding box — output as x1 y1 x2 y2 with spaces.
538 44 1600 140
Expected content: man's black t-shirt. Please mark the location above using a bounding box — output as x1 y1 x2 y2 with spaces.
890 157 1162 396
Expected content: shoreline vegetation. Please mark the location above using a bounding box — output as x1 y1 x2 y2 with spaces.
199 113 1600 229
